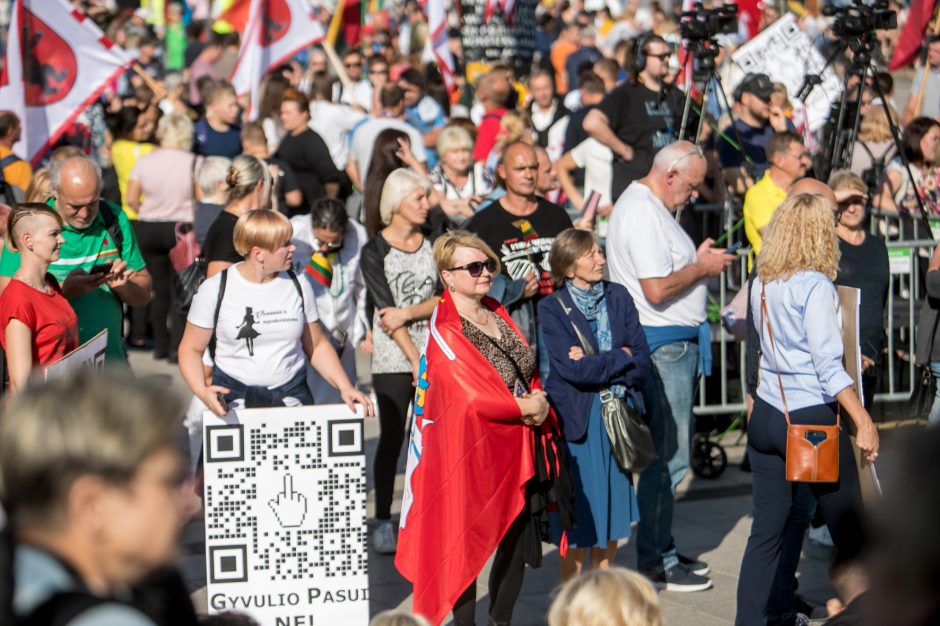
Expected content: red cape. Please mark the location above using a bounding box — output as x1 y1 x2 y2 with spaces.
395 293 536 626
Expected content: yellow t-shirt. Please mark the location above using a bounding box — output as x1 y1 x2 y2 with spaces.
743 171 787 270
0 145 33 193
111 139 154 220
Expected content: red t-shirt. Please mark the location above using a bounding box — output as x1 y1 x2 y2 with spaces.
473 107 508 162
0 278 80 368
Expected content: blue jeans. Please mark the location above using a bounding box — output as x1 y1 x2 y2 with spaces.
636 340 699 573
212 366 314 409
929 361 940 424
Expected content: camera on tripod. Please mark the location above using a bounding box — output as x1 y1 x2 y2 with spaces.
679 1 738 41
823 0 896 39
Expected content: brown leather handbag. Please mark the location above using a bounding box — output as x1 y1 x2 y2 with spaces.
760 285 840 483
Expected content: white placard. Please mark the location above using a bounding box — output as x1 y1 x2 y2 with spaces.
888 247 912 275
731 14 842 131
203 405 369 626
43 330 107 380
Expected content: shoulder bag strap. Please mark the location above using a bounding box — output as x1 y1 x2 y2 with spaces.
553 292 596 357
209 269 228 361
760 283 791 425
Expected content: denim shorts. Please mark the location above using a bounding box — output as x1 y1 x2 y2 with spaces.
212 366 314 410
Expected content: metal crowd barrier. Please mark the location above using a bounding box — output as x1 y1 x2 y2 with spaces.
691 208 937 417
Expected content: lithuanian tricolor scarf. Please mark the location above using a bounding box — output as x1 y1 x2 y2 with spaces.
305 251 334 288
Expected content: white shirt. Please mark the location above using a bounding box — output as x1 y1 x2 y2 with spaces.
349 116 428 182
606 181 706 327
188 265 320 388
309 100 366 169
530 101 559 132
290 216 369 347
338 79 373 111
570 137 613 207
546 116 569 163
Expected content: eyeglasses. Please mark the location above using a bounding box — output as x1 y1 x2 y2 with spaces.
447 259 497 277
648 52 672 61
344 62 362 68
666 145 705 173
313 238 343 250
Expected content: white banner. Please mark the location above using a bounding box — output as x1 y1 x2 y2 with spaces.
731 14 842 132
0 0 132 163
43 330 107 380
203 405 369 626
230 0 325 120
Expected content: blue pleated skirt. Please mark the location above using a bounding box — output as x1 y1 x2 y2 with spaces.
552 394 640 548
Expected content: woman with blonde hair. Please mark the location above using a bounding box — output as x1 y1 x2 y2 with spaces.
547 567 662 626
736 192 879 625
179 209 374 417
0 203 78 393
850 104 897 185
23 168 51 203
429 125 487 221
126 112 200 361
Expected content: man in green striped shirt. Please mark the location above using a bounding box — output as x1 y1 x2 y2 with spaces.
0 157 152 363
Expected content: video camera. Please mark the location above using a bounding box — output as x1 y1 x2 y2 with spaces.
679 1 738 41
822 0 896 39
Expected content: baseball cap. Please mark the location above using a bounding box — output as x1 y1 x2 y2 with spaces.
736 73 774 102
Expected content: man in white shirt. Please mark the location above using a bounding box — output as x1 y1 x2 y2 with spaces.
348 84 428 188
607 140 734 592
309 72 366 171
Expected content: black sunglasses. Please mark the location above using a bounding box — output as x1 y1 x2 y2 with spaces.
448 259 497 277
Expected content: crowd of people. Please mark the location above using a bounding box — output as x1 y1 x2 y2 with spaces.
0 0 939 624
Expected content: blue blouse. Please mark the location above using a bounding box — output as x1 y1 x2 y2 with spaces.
751 271 855 411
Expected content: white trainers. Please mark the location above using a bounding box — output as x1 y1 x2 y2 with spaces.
373 520 398 554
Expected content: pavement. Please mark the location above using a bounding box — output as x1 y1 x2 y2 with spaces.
130 347 918 626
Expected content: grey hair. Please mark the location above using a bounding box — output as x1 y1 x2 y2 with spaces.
197 156 232 196
379 168 431 226
48 156 102 195
651 140 705 174
310 198 349 233
225 154 272 203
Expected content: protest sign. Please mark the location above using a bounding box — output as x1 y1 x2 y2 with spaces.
203 405 368 626
43 330 107 380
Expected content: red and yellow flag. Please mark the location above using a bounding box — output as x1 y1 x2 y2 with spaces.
305 251 333 288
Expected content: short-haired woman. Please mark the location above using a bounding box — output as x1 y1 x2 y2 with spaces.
275 88 342 214
0 203 78 393
396 230 556 626
290 198 369 404
539 229 650 580
547 567 662 626
850 104 897 186
126 112 201 361
202 155 273 278
179 209 374 417
875 116 940 213
736 193 879 625
429 125 486 222
830 170 889 409
361 169 439 554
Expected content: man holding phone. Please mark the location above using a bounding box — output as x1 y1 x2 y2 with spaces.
0 156 152 363
607 141 734 592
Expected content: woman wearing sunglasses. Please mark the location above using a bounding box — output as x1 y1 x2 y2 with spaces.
396 230 567 626
538 228 651 581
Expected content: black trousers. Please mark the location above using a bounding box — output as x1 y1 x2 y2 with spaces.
132 220 183 357
452 513 527 626
372 372 413 520
736 396 863 625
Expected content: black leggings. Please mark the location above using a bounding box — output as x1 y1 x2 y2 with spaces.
452 514 527 626
132 220 183 356
736 396 863 625
372 372 414 521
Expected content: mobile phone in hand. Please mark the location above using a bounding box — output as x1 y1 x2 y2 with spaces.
90 262 113 275
217 393 229 413
581 191 601 225
724 242 742 254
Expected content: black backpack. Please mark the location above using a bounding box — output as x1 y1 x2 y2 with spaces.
0 155 21 206
858 142 894 191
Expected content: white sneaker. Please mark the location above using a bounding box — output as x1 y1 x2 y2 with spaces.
373 521 398 554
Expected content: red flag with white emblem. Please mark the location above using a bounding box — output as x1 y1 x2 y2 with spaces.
421 0 457 93
230 0 325 120
0 0 132 165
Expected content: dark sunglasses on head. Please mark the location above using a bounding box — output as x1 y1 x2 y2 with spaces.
448 259 497 277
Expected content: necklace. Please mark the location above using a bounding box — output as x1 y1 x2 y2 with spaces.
462 305 491 326
14 273 49 294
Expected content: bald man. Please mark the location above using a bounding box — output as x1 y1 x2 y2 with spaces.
0 156 152 362
607 140 734 591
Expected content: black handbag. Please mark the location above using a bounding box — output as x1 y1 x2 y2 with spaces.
173 256 208 317
555 293 656 473
912 308 940 419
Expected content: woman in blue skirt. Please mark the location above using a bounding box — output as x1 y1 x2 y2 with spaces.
539 228 651 580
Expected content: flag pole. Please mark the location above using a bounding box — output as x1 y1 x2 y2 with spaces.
914 7 940 117
322 42 355 91
131 63 167 102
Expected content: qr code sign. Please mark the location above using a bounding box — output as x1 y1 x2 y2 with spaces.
203 406 369 625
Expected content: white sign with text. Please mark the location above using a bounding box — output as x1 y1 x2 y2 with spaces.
203 405 368 626
43 330 107 380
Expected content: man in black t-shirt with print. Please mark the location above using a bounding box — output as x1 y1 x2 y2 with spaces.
465 142 572 378
583 33 689 200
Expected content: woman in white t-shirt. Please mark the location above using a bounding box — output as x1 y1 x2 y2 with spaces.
178 209 375 418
